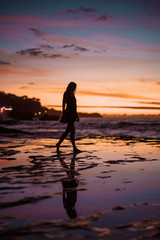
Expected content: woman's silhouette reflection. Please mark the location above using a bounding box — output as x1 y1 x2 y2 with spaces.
57 152 78 219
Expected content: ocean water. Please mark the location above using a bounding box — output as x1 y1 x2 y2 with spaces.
1 116 160 139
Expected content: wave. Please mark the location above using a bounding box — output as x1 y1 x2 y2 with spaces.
0 117 160 140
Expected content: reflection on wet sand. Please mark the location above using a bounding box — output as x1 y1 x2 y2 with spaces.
0 137 160 240
57 152 79 219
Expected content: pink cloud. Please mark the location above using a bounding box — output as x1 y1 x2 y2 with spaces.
93 33 140 45
0 67 53 77
0 14 79 27
0 25 28 41
0 15 83 27
0 14 131 29
66 6 117 22
92 32 160 53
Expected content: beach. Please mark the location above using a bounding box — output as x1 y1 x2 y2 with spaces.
1 0 160 238
0 118 160 239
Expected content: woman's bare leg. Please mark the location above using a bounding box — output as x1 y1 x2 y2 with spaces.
57 122 81 153
70 123 81 153
70 123 76 150
56 124 71 151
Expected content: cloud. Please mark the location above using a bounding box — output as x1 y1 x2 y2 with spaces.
136 47 160 54
0 14 129 31
74 46 89 52
61 44 89 52
62 44 75 48
0 60 11 65
66 6 117 22
0 68 53 77
28 28 45 37
76 90 153 100
46 104 160 110
29 29 104 54
94 14 117 22
15 42 91 59
67 6 98 15
40 44 54 50
138 78 158 83
121 106 160 110
141 1 160 29
79 6 98 14
67 9 79 14
16 48 42 57
28 29 109 53
138 101 160 105
0 15 87 28
28 29 93 53
48 86 158 102
94 32 160 53
19 86 28 89
28 82 35 85
28 28 159 56
16 47 64 59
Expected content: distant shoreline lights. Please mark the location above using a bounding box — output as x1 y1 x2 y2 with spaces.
0 106 12 113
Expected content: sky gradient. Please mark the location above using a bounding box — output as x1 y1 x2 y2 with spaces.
0 0 160 114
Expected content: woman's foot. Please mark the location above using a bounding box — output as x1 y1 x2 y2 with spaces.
73 147 82 153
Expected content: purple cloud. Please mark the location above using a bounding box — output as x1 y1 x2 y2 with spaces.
95 14 117 21
61 44 89 52
16 48 63 59
28 28 45 37
67 6 98 15
62 44 75 48
40 45 54 50
17 48 42 56
74 45 89 52
67 9 79 14
79 6 98 15
66 6 117 22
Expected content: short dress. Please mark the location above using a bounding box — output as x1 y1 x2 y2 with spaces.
60 93 77 123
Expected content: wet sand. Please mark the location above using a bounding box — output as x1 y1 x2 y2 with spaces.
0 137 160 239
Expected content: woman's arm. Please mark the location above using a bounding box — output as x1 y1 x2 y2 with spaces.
75 99 79 122
62 92 67 112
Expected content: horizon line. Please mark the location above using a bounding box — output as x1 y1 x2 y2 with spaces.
46 105 160 110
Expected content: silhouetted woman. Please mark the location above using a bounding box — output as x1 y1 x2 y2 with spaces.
56 82 80 153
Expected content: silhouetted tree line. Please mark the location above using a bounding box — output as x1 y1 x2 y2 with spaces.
0 91 41 113
78 112 102 118
0 91 59 120
0 91 102 120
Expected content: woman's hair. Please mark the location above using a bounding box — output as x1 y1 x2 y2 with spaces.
66 82 77 94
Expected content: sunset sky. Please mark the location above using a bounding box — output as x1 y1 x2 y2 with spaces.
0 0 160 114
